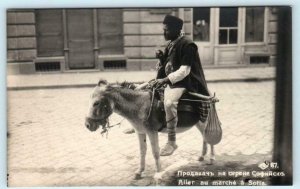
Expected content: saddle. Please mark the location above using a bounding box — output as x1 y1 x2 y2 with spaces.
150 89 213 129
151 89 222 145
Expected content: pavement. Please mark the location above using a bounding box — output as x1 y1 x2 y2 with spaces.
6 66 276 186
7 66 275 90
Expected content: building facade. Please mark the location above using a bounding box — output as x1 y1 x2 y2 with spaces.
7 7 278 74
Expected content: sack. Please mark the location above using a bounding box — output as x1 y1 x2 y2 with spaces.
204 99 222 145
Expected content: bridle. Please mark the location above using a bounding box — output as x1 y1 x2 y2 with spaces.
87 111 125 137
87 84 126 137
87 110 110 129
86 116 109 126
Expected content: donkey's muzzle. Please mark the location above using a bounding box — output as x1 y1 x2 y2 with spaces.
85 117 100 132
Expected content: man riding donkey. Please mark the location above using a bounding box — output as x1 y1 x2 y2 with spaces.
127 14 210 156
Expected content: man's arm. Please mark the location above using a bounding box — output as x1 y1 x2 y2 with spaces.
167 44 197 84
153 65 190 88
167 65 191 84
153 44 196 88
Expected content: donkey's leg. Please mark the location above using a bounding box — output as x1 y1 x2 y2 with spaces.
134 133 147 179
208 144 215 165
195 121 208 161
147 130 161 173
199 141 208 161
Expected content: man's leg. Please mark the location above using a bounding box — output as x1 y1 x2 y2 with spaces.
160 86 186 156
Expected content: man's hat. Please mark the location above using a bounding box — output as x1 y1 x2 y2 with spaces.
163 15 183 30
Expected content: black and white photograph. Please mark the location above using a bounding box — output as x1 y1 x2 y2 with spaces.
6 6 292 186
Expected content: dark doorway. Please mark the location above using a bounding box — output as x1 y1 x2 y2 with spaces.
67 9 95 69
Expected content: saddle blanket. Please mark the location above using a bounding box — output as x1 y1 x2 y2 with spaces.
155 90 211 123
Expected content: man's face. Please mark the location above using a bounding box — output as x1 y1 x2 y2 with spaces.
163 24 180 41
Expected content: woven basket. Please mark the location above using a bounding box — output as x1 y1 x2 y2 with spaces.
204 99 222 145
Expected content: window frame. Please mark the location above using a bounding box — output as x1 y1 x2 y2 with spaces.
192 7 211 42
243 7 268 45
35 9 65 57
217 7 239 46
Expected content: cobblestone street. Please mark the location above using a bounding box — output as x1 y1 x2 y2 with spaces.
7 81 275 186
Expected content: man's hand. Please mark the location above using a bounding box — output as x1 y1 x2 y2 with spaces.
153 78 170 88
155 61 162 70
155 49 164 59
155 50 164 71
134 82 149 90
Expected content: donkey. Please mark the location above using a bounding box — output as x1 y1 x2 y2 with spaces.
85 79 217 179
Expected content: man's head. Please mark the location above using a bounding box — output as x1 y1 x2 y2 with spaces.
163 15 183 41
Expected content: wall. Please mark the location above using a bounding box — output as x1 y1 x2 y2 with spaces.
7 8 278 75
7 10 37 74
267 7 278 66
123 8 192 70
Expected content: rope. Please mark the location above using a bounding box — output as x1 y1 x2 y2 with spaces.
146 88 156 121
180 98 212 103
100 118 125 138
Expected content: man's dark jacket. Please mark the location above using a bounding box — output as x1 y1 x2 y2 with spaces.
157 36 209 96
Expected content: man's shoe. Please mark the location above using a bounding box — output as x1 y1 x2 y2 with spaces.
160 143 178 156
123 128 135 134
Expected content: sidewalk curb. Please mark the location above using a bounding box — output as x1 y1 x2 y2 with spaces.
7 77 275 91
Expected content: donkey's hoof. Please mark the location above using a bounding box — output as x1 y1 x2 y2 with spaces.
134 173 142 180
154 172 163 181
207 159 215 165
198 156 205 161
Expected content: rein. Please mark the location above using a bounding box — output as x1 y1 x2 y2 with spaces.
146 88 156 121
100 118 125 138
88 114 125 138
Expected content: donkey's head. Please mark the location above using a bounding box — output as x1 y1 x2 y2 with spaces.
85 79 114 132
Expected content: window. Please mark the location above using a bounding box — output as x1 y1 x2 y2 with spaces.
219 7 238 44
103 60 126 69
193 8 210 41
250 56 269 64
98 9 123 55
36 10 64 57
245 7 265 42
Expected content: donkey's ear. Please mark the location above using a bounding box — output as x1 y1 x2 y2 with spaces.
98 79 108 86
